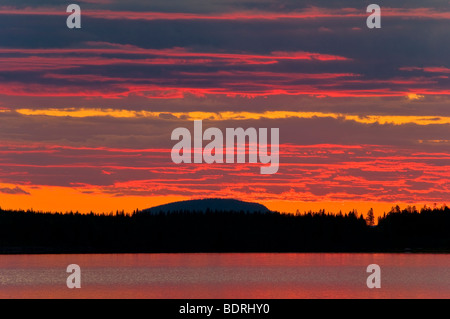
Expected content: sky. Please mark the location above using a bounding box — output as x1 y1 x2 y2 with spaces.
0 0 449 217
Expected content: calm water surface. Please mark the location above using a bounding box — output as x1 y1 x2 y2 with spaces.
0 253 448 299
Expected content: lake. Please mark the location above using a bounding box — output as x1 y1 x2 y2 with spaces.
0 253 449 299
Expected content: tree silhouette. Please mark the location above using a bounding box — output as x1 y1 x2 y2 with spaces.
366 208 375 226
0 205 448 253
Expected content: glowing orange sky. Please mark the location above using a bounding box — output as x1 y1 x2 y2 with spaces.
0 183 431 220
0 1 449 218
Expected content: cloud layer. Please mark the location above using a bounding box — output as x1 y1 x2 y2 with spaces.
0 0 448 211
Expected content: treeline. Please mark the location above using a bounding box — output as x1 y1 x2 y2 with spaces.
0 205 449 253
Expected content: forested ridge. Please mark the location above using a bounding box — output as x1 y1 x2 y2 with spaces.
0 205 448 253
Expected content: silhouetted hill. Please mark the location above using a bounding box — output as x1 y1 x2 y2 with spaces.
142 198 271 214
0 205 449 253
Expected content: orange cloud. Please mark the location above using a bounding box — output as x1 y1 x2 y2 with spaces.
13 108 450 126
